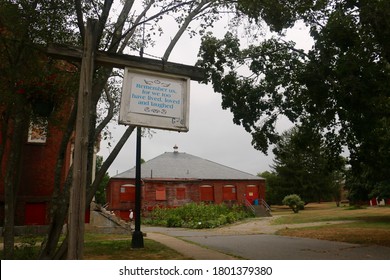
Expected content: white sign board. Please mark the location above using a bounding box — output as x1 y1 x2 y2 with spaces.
119 68 190 132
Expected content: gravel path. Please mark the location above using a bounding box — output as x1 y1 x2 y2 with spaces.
143 216 356 237
198 216 355 235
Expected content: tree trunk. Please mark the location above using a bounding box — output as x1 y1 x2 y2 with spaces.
3 114 28 259
39 169 73 259
39 100 77 259
38 124 135 259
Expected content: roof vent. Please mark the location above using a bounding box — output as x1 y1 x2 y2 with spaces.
173 144 178 153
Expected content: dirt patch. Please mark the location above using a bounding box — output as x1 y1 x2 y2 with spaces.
206 217 354 235
203 214 390 248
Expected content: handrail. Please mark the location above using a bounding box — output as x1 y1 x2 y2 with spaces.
243 199 256 215
261 199 271 212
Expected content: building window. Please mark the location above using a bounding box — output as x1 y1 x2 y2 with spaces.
200 185 214 202
223 185 237 201
120 184 135 202
176 188 185 200
156 186 166 201
27 119 48 143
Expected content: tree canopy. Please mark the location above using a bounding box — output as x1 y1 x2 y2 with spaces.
1 0 263 260
270 126 345 204
3 0 389 260
1 1 78 260
197 0 390 201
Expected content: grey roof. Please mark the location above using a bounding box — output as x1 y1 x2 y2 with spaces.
113 151 263 181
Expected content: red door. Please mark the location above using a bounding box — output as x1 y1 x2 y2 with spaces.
246 185 259 205
25 203 46 225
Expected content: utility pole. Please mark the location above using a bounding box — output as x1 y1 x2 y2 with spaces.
67 18 98 260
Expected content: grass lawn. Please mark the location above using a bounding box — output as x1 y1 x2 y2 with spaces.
84 236 188 260
271 202 390 247
2 202 390 259
1 234 188 260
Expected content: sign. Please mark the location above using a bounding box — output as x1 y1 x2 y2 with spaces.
119 68 190 131
27 119 48 143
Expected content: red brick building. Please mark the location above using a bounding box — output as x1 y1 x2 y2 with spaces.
0 116 74 226
106 146 266 221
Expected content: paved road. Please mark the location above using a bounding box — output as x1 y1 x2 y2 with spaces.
180 234 390 260
144 219 390 260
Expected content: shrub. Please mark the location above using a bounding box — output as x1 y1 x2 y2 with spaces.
166 215 182 227
144 202 252 229
282 194 305 213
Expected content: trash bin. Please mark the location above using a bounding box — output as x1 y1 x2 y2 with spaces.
254 199 259 205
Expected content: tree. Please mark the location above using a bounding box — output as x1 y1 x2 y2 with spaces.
94 156 109 206
258 171 279 205
2 0 260 259
282 194 305 213
0 0 77 260
272 127 344 204
197 0 390 202
42 0 249 260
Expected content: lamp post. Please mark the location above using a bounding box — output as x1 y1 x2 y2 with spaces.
131 126 144 248
131 21 149 249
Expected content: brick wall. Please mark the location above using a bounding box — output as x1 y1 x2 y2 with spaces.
0 107 73 226
106 177 266 218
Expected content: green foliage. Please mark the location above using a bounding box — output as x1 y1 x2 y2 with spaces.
271 127 345 204
145 203 253 229
236 0 317 32
370 181 390 202
282 194 305 213
94 156 109 205
198 0 390 201
1 236 40 260
258 171 280 205
1 2 79 260
0 1 78 119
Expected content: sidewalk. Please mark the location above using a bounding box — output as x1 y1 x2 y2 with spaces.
145 232 239 260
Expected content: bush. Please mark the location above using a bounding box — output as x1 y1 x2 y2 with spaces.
282 194 305 213
144 203 253 229
166 215 182 227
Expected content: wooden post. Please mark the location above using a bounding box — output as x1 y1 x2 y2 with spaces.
67 18 97 260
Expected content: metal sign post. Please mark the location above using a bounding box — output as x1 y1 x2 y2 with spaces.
131 126 144 248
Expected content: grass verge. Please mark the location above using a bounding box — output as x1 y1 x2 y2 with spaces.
1 234 188 260
84 237 189 260
271 202 390 247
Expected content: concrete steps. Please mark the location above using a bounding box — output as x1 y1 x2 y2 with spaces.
252 205 272 217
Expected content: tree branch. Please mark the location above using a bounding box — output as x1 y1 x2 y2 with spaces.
74 0 85 40
163 0 211 61
113 1 197 54
96 0 114 44
108 0 136 52
87 125 136 203
94 85 115 139
118 0 154 53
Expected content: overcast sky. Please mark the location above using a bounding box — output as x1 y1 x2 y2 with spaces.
97 16 313 177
